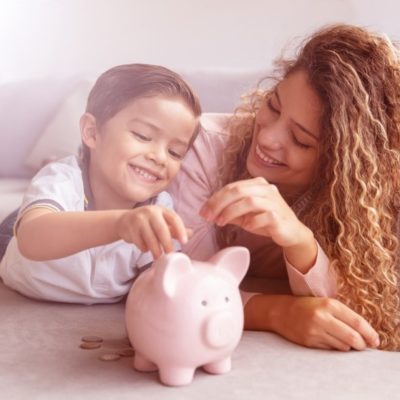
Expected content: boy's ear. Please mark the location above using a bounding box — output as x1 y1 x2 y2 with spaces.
80 113 98 149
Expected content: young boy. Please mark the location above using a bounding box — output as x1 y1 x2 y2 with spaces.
0 64 201 304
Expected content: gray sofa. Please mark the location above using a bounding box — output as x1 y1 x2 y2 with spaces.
0 70 399 399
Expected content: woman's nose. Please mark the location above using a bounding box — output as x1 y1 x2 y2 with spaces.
257 124 285 150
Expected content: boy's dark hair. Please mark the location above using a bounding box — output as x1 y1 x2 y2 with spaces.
82 63 202 162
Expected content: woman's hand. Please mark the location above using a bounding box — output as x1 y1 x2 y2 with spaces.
200 177 307 246
246 294 380 351
200 177 317 272
116 206 189 259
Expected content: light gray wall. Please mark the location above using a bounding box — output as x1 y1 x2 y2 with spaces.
0 0 399 82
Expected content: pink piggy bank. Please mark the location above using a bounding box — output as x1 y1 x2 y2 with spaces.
125 246 250 386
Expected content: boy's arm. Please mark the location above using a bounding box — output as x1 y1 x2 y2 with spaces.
17 205 188 261
16 208 125 260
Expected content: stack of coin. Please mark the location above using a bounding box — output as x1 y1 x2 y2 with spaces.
79 335 135 362
117 348 135 357
79 335 103 350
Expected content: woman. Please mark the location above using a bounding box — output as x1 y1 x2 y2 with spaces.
169 24 400 351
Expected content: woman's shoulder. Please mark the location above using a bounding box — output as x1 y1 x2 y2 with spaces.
182 113 233 179
189 113 231 162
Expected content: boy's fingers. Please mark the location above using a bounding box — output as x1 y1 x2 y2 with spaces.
140 223 162 259
134 231 148 252
149 216 174 254
186 228 193 238
163 210 188 244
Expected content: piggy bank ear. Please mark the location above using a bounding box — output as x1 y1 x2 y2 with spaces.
152 252 192 298
208 246 250 285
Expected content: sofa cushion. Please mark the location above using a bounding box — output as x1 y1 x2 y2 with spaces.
24 80 93 172
0 76 86 178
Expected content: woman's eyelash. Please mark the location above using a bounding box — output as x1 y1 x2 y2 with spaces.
266 100 311 149
292 133 311 149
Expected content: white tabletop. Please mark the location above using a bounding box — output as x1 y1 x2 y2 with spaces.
0 280 399 400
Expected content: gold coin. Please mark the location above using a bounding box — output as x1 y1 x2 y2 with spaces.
80 341 102 350
99 353 121 362
117 348 135 357
81 335 103 343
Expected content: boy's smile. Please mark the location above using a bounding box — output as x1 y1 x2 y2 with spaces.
83 96 198 210
128 164 164 183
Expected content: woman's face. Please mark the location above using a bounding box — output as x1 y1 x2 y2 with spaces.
246 70 322 198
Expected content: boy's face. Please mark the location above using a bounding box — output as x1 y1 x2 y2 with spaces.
83 96 198 209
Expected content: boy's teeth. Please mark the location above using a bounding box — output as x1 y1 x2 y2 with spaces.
256 145 282 165
133 166 158 181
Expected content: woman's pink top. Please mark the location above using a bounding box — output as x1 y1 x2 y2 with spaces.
169 114 336 301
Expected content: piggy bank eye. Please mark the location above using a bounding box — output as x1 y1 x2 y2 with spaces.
225 296 230 303
201 300 207 306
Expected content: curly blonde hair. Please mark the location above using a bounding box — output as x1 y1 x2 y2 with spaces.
220 24 400 350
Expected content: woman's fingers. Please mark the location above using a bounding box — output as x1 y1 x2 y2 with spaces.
319 332 352 352
200 178 274 220
325 317 368 350
331 301 380 348
311 298 378 350
212 197 271 227
284 297 378 351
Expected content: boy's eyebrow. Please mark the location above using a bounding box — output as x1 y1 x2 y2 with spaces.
275 89 319 140
129 117 161 131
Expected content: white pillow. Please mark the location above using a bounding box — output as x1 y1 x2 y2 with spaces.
24 80 93 171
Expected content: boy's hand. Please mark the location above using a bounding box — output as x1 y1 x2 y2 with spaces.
116 206 189 259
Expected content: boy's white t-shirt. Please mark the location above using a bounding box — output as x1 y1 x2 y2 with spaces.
0 155 175 304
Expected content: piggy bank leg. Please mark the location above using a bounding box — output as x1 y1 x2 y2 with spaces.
158 366 195 386
133 352 158 372
203 357 231 374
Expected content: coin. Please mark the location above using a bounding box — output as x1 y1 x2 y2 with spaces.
81 335 103 343
99 353 121 361
117 348 135 357
80 341 102 350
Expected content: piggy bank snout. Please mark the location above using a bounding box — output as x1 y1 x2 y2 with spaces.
204 312 239 348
